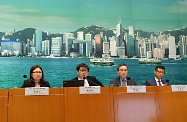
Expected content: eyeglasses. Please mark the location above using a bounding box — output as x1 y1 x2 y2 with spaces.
33 71 42 74
156 70 165 74
119 69 128 72
79 69 88 72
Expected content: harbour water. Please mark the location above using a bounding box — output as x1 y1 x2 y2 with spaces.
0 57 187 89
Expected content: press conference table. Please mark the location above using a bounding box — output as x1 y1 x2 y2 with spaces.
8 87 114 122
0 90 8 122
0 86 187 122
113 86 158 122
8 88 64 122
63 87 114 122
157 87 187 122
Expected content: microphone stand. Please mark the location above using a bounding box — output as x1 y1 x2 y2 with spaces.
83 77 100 86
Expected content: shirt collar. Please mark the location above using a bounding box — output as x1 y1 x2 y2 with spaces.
154 77 161 82
78 77 82 80
120 78 127 82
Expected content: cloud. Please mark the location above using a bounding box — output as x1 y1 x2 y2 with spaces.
0 5 78 32
0 5 39 13
167 0 187 13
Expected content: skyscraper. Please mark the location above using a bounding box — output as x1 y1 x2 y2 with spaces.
116 18 123 47
51 37 62 56
44 40 50 56
110 40 117 56
103 42 109 54
77 31 84 40
168 36 176 59
128 26 135 38
178 35 187 56
63 33 74 55
126 35 135 57
34 30 42 54
1 40 22 56
94 34 102 57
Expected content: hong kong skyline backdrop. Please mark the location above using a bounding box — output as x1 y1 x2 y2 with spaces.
0 0 187 33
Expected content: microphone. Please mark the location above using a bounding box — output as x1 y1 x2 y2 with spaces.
83 77 100 86
23 74 27 78
166 79 169 85
118 82 121 86
110 82 114 87
127 77 131 80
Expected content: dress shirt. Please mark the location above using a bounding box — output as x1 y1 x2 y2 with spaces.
155 77 163 86
120 78 127 86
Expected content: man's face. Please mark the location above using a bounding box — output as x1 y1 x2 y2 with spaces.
117 66 128 79
77 67 88 79
154 68 165 80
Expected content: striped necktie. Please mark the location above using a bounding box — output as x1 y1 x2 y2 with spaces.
158 80 162 86
121 79 126 86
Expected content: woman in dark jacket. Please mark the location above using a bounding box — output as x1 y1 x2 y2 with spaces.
21 65 50 88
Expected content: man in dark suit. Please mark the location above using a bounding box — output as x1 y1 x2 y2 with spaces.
145 65 169 86
110 64 137 86
71 63 104 87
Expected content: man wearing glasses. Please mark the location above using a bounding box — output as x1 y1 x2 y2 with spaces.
145 65 169 86
71 63 104 87
110 63 137 87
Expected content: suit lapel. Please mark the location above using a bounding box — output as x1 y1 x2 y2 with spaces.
153 79 157 86
161 79 165 84
117 77 121 86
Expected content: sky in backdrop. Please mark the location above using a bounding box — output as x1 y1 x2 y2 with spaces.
0 0 187 33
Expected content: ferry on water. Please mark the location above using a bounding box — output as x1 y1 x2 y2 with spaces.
181 55 187 60
90 54 114 66
138 58 161 64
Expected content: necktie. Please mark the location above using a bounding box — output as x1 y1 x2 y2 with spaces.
122 79 126 86
158 80 162 86
84 79 89 87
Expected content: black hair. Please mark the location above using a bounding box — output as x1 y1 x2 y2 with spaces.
155 65 165 71
76 63 89 72
117 63 128 71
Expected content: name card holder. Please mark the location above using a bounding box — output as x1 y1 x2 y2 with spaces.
25 87 49 96
127 86 146 93
171 85 187 92
79 86 101 94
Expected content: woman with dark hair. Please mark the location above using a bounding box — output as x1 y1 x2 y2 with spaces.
21 65 50 88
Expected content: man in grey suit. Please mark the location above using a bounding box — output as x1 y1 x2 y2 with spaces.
110 64 137 86
145 65 169 86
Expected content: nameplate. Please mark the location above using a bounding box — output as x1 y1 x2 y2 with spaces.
25 87 49 96
171 85 187 92
127 86 146 93
79 86 101 94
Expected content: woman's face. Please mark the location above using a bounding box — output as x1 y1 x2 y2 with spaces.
31 68 43 82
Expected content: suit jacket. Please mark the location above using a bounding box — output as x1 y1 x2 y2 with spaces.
110 77 137 86
71 76 104 87
21 79 50 88
145 78 169 86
